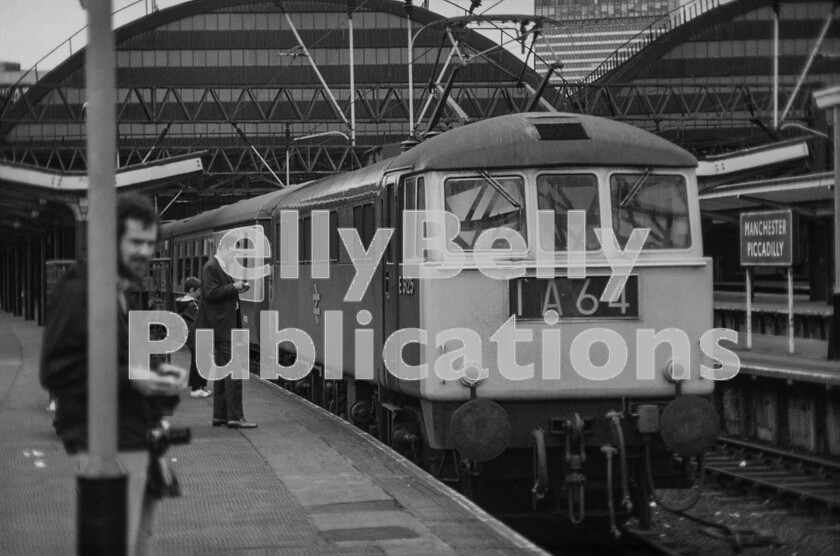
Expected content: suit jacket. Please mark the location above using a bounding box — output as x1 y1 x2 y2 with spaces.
194 256 242 342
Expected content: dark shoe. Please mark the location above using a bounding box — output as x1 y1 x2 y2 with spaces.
226 419 257 429
212 418 226 427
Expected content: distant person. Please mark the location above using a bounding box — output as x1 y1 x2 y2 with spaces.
176 276 210 398
40 193 188 554
194 239 256 428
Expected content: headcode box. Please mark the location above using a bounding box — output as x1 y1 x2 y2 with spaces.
739 209 795 266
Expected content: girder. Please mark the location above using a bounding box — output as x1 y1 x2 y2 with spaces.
0 80 815 184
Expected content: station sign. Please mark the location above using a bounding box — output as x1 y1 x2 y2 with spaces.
739 210 795 266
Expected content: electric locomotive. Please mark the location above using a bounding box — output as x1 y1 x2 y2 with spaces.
159 112 726 537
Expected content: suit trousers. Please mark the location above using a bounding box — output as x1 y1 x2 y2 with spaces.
211 341 244 421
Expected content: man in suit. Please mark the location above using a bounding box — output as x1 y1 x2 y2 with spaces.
194 238 257 428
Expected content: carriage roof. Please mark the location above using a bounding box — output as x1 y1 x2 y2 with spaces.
162 187 292 238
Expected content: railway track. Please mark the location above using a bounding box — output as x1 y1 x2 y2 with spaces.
617 526 684 555
704 437 840 511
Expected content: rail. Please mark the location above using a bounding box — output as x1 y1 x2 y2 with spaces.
582 0 722 84
705 437 840 510
618 527 682 555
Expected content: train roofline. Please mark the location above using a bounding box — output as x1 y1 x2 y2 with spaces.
160 113 697 231
395 112 697 172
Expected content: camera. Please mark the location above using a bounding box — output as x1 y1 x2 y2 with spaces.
147 420 191 499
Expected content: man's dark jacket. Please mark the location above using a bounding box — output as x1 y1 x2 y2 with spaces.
39 264 161 453
194 256 242 341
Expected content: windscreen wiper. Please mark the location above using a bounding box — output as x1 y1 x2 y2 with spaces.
619 167 652 208
478 169 521 209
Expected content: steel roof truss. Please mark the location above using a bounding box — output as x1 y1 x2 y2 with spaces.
380 87 409 120
134 88 154 121
353 89 377 121
266 88 285 120
244 89 267 121
283 89 304 121
170 88 192 121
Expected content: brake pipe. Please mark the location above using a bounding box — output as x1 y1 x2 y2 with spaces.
643 435 704 512
607 411 633 512
601 445 620 539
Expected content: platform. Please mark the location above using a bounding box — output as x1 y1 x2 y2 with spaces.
0 312 545 555
731 333 840 386
714 291 834 341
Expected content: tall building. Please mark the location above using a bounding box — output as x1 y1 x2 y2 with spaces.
0 62 36 108
534 0 683 83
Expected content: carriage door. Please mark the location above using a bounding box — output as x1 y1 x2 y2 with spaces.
382 173 423 391
382 173 401 355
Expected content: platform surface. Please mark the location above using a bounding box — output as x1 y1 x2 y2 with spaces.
0 311 545 555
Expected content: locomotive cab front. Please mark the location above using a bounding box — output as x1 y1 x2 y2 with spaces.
381 114 726 533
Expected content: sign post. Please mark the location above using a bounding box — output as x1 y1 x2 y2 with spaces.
739 210 796 353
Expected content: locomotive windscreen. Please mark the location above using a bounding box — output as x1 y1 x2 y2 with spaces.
610 173 691 249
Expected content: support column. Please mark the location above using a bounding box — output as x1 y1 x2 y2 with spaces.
78 1 126 554
814 87 840 359
13 245 22 317
68 198 88 262
1 250 7 312
24 236 33 321
39 232 46 326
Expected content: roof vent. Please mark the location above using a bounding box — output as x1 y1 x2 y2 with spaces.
533 122 589 141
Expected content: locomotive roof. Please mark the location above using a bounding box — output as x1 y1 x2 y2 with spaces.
395 112 697 172
271 113 695 212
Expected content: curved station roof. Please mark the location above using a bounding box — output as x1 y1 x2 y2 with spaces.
0 0 554 218
0 0 836 226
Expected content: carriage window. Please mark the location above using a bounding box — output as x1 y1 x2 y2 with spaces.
405 178 416 211
403 176 425 210
299 217 311 262
444 175 526 250
236 237 252 269
537 174 600 251
330 211 339 262
610 173 691 249
274 222 282 264
353 203 375 248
